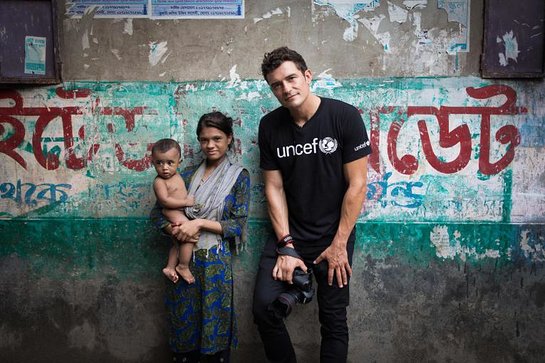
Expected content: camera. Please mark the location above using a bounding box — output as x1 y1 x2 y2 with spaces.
270 268 315 318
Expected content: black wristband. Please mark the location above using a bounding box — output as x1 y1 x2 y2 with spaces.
277 234 294 248
276 246 302 260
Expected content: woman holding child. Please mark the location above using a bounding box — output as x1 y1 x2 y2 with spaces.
150 111 250 363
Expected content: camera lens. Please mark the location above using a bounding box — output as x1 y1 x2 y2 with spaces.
268 268 315 318
271 292 297 317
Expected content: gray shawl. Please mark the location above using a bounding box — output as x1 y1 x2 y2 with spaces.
185 157 243 252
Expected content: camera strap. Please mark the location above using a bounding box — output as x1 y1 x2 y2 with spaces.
276 246 303 260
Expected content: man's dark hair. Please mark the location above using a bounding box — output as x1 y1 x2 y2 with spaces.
152 138 181 158
261 46 308 81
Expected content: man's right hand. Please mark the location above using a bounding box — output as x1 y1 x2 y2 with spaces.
272 251 307 284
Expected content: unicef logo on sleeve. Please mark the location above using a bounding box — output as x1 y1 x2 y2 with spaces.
319 137 338 154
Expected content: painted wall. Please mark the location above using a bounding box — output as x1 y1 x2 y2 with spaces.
1 0 544 362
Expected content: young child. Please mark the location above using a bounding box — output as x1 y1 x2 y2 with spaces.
151 138 195 284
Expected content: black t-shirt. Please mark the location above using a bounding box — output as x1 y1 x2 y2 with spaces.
258 97 372 247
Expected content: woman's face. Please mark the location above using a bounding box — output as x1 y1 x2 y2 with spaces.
198 126 232 164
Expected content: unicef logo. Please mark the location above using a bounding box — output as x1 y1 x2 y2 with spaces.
319 137 338 154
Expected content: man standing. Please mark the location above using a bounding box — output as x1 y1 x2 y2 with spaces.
253 46 372 363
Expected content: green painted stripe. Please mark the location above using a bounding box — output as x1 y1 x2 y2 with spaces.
1 219 543 281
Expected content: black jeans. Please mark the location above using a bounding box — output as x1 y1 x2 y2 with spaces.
252 236 354 363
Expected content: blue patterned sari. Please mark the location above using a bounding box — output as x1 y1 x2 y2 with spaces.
151 165 250 354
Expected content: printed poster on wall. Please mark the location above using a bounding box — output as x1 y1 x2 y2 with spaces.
66 0 150 17
66 0 244 19
152 0 244 19
24 36 46 75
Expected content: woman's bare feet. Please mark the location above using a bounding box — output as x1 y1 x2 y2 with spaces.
175 264 195 284
163 267 179 283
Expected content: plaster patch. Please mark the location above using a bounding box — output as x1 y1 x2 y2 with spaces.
148 41 168 67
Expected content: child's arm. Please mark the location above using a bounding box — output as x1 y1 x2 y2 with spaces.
153 178 194 209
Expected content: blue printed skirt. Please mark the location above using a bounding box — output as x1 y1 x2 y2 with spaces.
165 241 237 354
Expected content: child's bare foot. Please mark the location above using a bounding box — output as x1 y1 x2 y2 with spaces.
175 264 195 284
163 267 179 283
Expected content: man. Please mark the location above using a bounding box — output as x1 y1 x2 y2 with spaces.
252 46 372 363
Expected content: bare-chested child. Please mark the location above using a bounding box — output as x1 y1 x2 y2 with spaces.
151 138 195 284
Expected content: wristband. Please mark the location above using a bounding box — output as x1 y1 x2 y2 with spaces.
276 246 303 260
277 234 294 248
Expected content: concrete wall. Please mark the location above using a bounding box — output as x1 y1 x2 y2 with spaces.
1 1 544 362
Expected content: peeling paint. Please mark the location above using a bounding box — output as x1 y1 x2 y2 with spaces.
81 29 90 50
315 0 468 55
388 2 408 23
314 0 380 42
111 49 121 60
498 31 520 66
438 0 470 53
236 91 261 101
227 65 241 88
519 229 545 261
253 7 290 24
123 19 133 35
430 226 506 261
430 225 454 258
359 14 390 51
403 0 427 9
148 41 169 66
312 69 343 90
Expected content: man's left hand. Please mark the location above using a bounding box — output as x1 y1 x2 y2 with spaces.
313 242 352 288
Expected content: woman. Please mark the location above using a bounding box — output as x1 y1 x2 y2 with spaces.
150 111 250 363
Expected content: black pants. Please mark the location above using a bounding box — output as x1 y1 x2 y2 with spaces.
252 236 354 363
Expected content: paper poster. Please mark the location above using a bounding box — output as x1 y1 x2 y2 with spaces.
66 0 244 19
152 0 244 19
66 0 149 18
24 36 47 75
